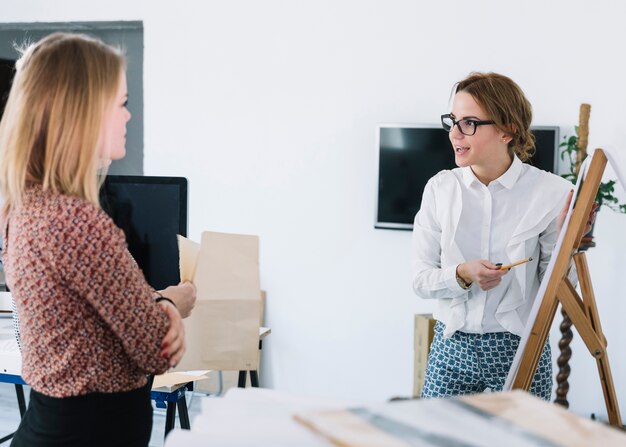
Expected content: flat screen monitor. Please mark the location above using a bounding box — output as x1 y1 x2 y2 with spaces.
375 125 559 230
100 175 188 290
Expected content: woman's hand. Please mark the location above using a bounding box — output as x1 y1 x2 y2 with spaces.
557 190 573 235
159 282 197 318
457 260 508 291
583 202 599 235
158 301 185 368
557 190 599 236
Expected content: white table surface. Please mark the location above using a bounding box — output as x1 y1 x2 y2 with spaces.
165 387 357 447
0 317 21 375
164 388 626 447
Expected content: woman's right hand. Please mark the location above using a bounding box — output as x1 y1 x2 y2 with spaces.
457 260 508 291
158 301 186 368
159 282 197 318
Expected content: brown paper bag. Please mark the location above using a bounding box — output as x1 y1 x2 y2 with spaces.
175 231 261 372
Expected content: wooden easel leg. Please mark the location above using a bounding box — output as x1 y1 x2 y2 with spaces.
597 355 622 427
556 280 603 357
556 280 622 426
574 253 622 428
512 295 560 391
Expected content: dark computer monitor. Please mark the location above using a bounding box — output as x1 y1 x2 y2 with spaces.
100 175 188 290
375 125 559 230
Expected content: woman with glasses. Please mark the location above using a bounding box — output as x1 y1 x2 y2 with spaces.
412 72 592 400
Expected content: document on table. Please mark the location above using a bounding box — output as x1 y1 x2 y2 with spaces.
295 390 626 447
0 291 12 313
152 370 210 392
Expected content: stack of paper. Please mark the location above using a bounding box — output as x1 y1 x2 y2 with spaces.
152 370 210 392
295 391 626 447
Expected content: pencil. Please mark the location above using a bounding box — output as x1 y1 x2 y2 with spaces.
498 257 533 270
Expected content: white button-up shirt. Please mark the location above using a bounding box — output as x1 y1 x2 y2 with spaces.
412 156 573 338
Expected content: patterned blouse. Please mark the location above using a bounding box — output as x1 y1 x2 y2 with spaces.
3 185 170 397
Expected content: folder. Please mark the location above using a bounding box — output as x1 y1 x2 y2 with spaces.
174 231 261 372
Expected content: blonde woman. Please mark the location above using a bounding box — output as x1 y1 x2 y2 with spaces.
0 33 187 446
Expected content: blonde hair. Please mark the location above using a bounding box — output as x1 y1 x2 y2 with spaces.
456 72 535 162
0 32 126 215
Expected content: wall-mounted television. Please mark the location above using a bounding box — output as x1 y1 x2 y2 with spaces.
100 175 188 290
375 125 559 230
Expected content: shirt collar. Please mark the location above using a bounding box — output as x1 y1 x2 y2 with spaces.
461 155 522 189
496 155 523 189
461 165 478 187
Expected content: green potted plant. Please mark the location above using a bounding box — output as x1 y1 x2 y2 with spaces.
560 128 626 213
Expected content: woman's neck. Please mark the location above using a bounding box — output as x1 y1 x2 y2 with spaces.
471 153 514 186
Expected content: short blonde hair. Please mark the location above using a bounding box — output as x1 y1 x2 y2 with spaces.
456 72 535 162
0 32 126 214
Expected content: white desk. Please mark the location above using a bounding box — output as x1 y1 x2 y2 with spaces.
165 388 626 447
165 388 346 447
0 313 25 445
0 316 20 375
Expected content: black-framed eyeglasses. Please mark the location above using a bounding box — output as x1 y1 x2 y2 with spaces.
441 114 495 136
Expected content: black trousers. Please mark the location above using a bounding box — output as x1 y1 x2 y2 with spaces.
11 382 153 447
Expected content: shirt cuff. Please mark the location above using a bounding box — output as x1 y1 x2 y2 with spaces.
444 265 467 293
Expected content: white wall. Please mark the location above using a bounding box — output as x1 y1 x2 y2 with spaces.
4 0 626 420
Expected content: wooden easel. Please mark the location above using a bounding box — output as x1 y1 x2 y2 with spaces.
510 148 622 428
